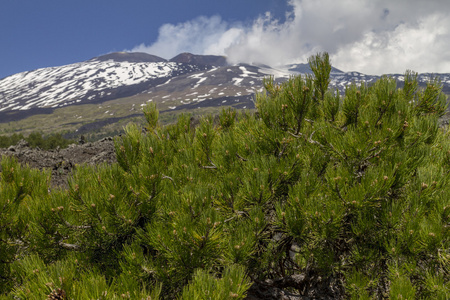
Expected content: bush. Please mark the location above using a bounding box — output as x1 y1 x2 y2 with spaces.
0 53 449 299
0 133 24 148
0 131 74 150
27 132 74 150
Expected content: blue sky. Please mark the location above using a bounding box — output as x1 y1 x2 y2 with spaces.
1 0 450 79
0 0 288 79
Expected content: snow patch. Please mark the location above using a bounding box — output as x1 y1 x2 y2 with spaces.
0 60 192 110
193 77 207 89
239 66 257 77
188 73 205 79
156 78 172 87
232 78 244 86
259 66 292 78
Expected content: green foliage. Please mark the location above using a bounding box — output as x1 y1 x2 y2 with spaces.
10 254 161 299
0 156 50 292
180 265 251 300
143 102 159 131
0 133 24 148
0 131 74 150
219 107 237 129
1 52 449 299
388 263 416 300
308 51 332 101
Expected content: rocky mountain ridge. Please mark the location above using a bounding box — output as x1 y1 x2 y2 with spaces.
0 52 449 136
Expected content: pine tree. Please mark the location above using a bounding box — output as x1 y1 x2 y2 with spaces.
0 52 449 299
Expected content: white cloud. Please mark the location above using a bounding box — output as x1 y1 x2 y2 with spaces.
132 0 450 74
332 13 450 74
204 27 244 55
131 15 239 59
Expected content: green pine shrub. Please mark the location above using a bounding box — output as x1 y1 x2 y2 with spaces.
180 265 251 299
0 133 25 148
0 52 449 299
0 131 74 150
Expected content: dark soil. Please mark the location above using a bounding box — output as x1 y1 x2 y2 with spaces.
0 137 116 189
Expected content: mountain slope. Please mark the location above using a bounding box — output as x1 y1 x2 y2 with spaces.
0 52 449 138
92 52 166 63
169 52 227 66
0 54 208 112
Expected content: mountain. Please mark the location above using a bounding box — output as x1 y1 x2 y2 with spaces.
0 53 209 112
0 52 449 137
92 52 167 63
286 63 344 74
169 52 227 67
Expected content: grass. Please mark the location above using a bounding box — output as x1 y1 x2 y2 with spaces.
0 85 256 140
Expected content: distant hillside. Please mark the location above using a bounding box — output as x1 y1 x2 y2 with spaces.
0 52 449 139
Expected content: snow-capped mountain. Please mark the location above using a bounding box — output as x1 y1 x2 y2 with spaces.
0 52 449 135
0 52 213 112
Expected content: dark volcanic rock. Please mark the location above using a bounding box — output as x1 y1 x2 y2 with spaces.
170 52 228 67
245 274 344 300
0 137 116 189
92 52 167 63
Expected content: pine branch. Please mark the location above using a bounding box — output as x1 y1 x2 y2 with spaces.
62 218 91 230
278 143 288 159
288 131 304 138
289 130 325 149
162 175 174 181
308 131 325 148
162 174 176 187
200 165 217 169
236 153 248 161
256 273 307 290
58 241 81 251
224 211 248 223
200 157 217 169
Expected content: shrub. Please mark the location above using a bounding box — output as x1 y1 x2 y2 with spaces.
0 53 449 299
0 131 74 150
0 133 24 148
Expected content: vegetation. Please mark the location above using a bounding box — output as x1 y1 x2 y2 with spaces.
0 131 74 150
0 87 249 141
1 53 449 299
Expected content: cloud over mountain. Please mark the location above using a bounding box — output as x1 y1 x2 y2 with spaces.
132 15 243 60
132 0 450 75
